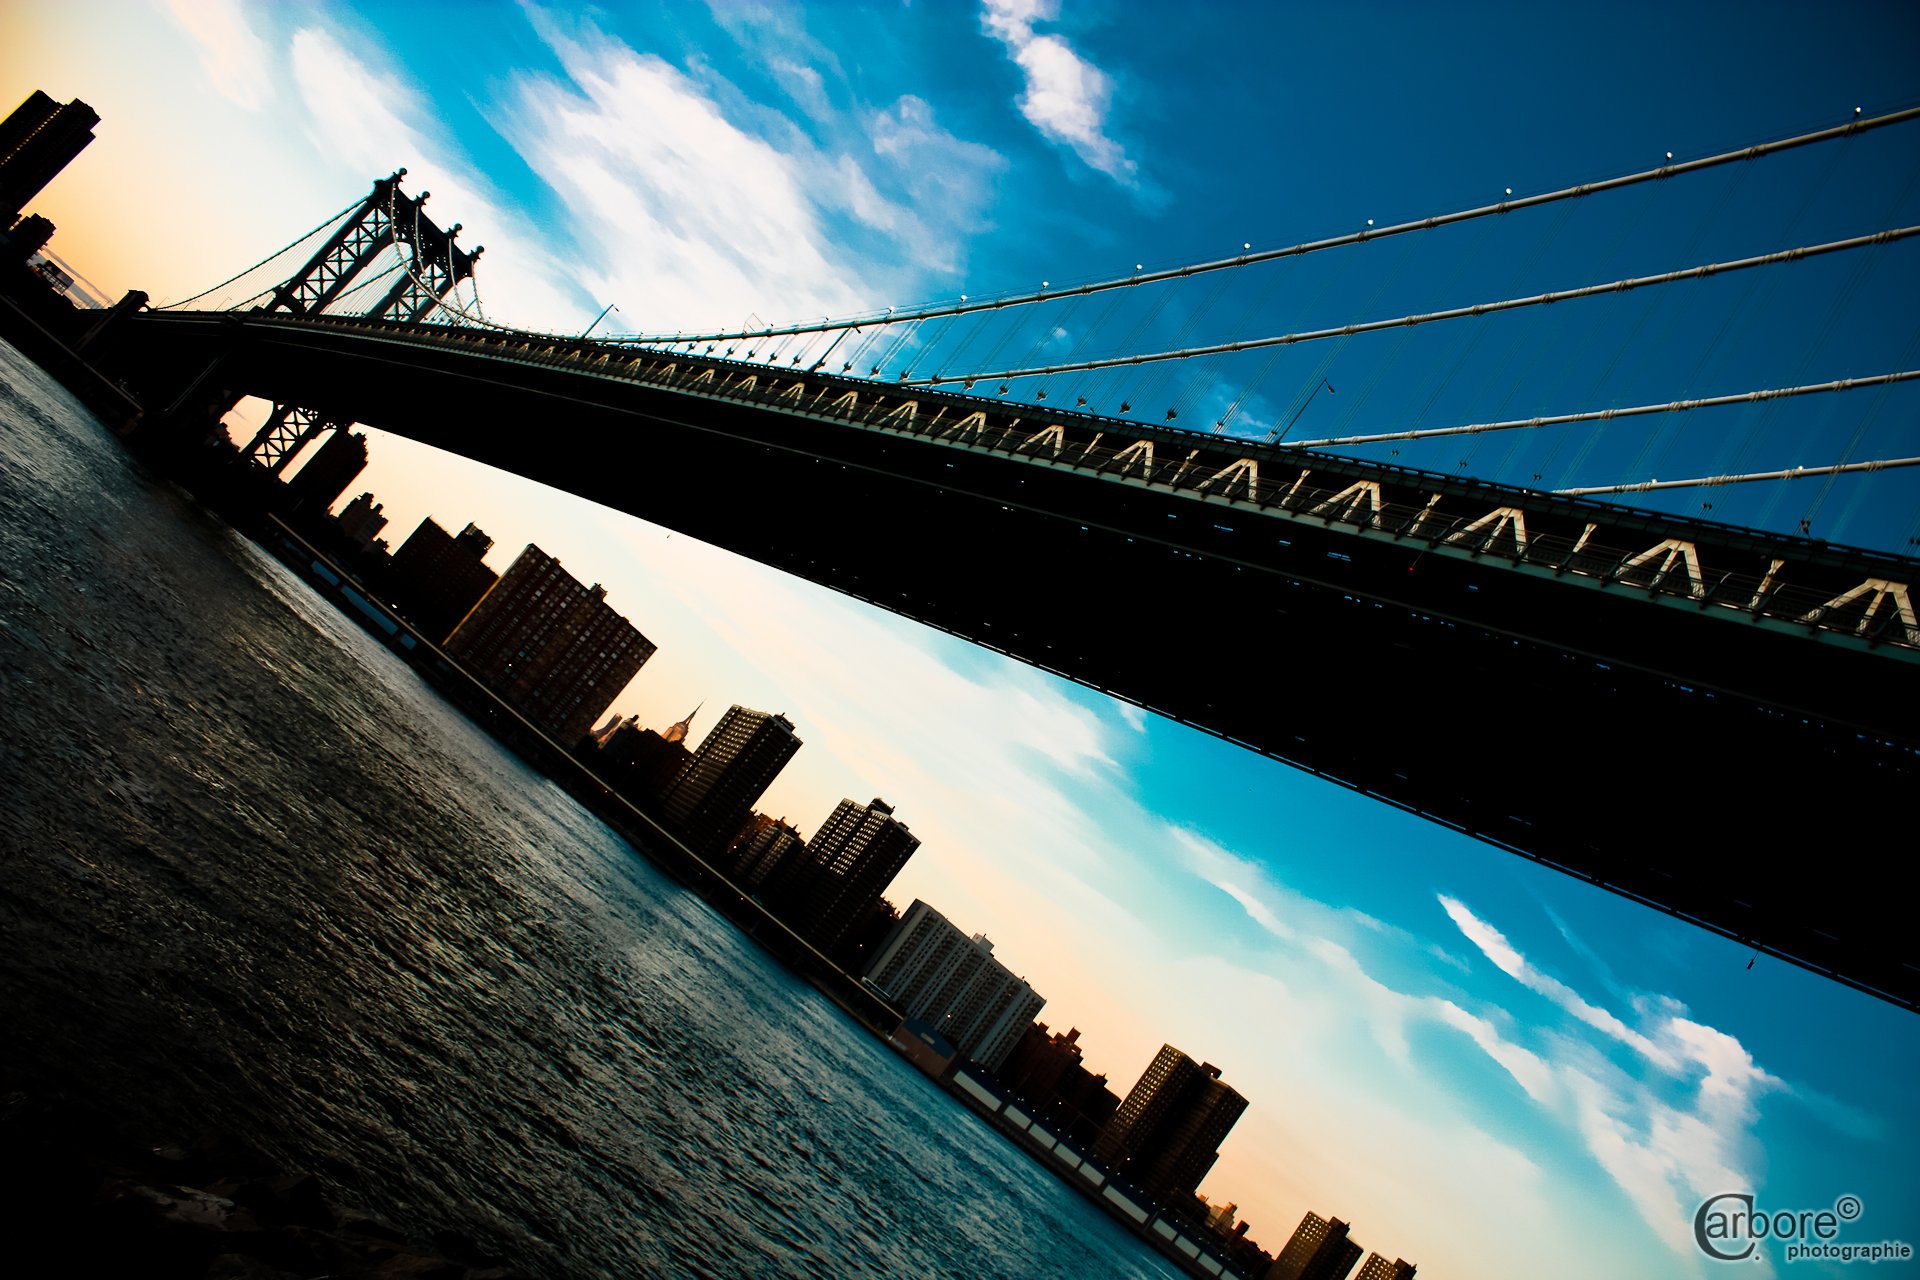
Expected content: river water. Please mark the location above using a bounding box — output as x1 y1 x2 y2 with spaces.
0 339 1181 1279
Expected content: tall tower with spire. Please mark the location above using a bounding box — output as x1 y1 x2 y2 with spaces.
662 702 701 745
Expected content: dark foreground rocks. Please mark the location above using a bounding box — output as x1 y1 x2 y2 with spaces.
0 1079 530 1279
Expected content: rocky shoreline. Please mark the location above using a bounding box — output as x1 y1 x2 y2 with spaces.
0 1076 531 1279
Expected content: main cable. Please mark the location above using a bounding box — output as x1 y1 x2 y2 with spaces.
1284 370 1920 448
907 225 1920 386
156 196 364 310
1556 455 1920 495
611 104 1920 346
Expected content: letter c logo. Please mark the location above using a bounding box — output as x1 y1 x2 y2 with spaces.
1696 1192 1756 1261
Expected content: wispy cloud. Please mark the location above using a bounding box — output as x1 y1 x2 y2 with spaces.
979 0 1137 185
165 0 272 111
1440 894 1672 1066
1439 893 1790 1272
1171 827 1297 940
487 8 1004 335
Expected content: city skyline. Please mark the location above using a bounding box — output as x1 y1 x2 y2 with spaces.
7 3 1919 1276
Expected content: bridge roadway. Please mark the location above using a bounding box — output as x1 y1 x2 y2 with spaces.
121 311 1920 1009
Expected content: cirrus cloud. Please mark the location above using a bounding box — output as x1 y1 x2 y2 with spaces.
980 0 1138 186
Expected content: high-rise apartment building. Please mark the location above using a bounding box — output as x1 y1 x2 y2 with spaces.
863 900 1046 1071
1095 1044 1248 1205
1353 1254 1416 1280
445 545 656 744
770 798 921 953
1267 1213 1364 1280
388 518 498 641
285 429 368 514
662 706 802 858
0 91 98 225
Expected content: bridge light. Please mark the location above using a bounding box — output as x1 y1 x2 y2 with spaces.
1665 151 1673 160
1242 242 1250 250
1505 187 1512 195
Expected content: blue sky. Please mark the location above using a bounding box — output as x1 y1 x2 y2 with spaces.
7 3 1918 1276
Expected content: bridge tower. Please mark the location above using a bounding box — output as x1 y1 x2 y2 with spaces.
241 170 482 473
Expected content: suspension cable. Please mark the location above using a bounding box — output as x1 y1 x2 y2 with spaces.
611 104 1920 346
1286 370 1920 448
1556 455 1920 496
157 196 365 310
383 184 514 330
906 225 1920 386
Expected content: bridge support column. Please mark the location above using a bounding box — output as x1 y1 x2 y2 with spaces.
243 403 339 473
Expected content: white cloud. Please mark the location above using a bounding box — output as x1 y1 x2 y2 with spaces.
1170 827 1297 940
1428 998 1560 1105
1160 947 1586 1278
1440 893 1673 1067
1439 893 1788 1274
165 0 272 110
501 16 1001 333
980 0 1137 185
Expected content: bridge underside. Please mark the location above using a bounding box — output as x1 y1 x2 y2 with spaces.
121 314 1920 1009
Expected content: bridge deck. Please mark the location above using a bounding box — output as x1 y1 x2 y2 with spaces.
119 312 1920 1009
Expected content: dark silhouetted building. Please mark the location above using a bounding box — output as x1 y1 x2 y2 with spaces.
863 899 1044 1071
731 813 805 888
999 1023 1121 1146
1095 1044 1247 1206
0 91 97 225
387 518 498 641
771 798 921 956
662 705 801 859
837 894 901 973
286 429 369 514
336 492 388 547
584 706 698 805
4 213 55 263
1353 1254 1415 1280
445 545 656 744
1268 1213 1363 1280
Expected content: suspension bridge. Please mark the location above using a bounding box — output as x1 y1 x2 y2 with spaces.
107 104 1920 1010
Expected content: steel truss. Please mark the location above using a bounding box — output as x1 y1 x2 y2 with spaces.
243 171 481 468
